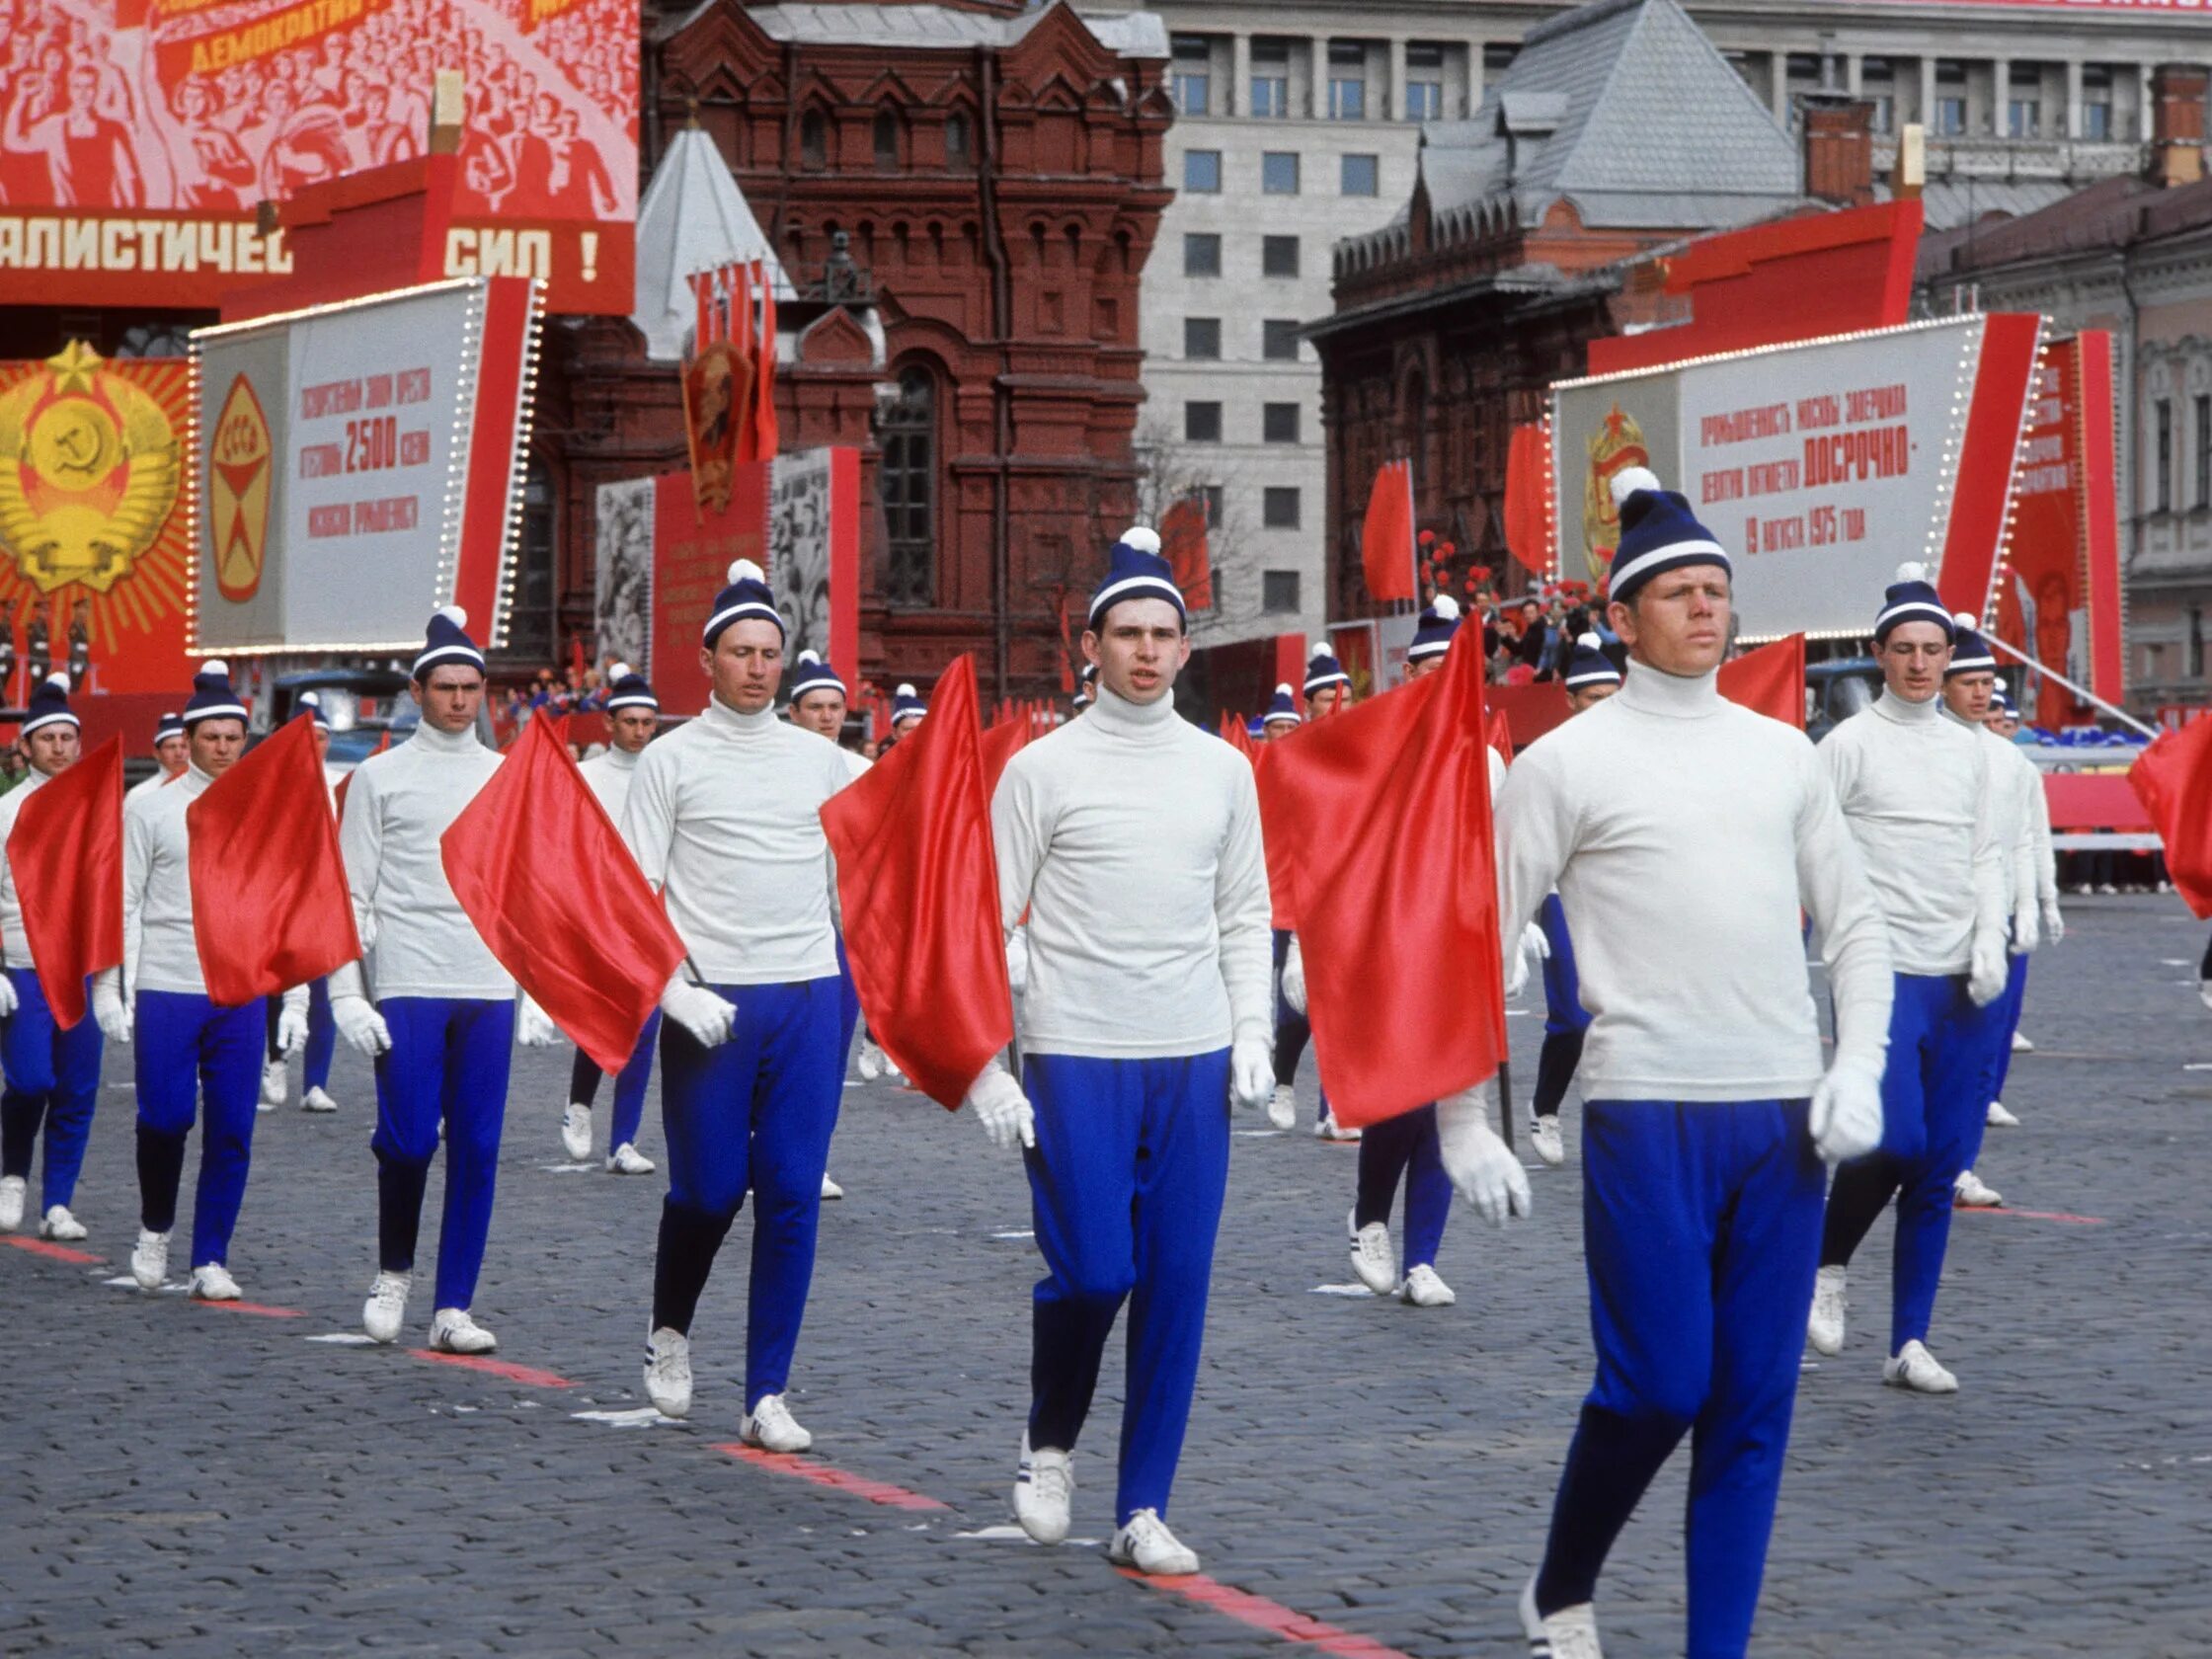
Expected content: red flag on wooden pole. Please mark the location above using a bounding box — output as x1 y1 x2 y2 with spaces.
2129 714 2212 918
820 655 1013 1109
748 259 780 462
1160 495 1213 612
10 736 123 1029
187 716 361 1007
1716 634 1807 730
1361 458 1417 602
440 716 687 1073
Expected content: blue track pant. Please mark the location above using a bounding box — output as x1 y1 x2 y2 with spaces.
1535 895 1591 1120
135 990 264 1269
1354 1104 1450 1271
654 977 843 1410
1534 1098 1824 1659
1820 972 1997 1353
1022 1049 1230 1525
1 971 102 1213
1981 953 2030 1125
569 1010 662 1153
371 997 515 1311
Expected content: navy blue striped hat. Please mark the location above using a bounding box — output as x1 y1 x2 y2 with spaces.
1262 682 1301 729
413 605 485 679
152 710 185 744
1303 648 1349 697
703 559 783 649
1606 467 1731 603
788 651 843 703
1087 527 1185 630
1944 613 1996 676
892 682 926 727
604 663 659 712
183 660 248 727
1562 632 1621 690
20 672 76 738
299 691 331 728
1407 593 1462 663
1873 563 1954 644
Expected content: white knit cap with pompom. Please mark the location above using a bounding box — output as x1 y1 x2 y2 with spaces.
1120 526 1161 555
1609 466 1663 508
1893 561 1928 584
435 604 467 629
728 558 764 584
1431 592 1460 621
201 659 228 678
1578 631 1604 651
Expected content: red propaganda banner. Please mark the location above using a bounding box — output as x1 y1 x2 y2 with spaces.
1159 495 1212 612
0 0 637 314
1716 633 1807 729
1360 458 1416 602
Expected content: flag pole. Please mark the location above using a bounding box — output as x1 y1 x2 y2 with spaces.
1986 635 2156 739
1404 454 1420 609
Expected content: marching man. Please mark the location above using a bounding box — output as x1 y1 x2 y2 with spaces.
338 609 559 1354
562 665 663 1175
1272 644 1358 1139
625 561 853 1449
263 693 344 1114
103 662 311 1301
1809 572 2009 1394
1484 473 1893 1657
125 711 187 801
0 673 102 1240
1259 683 1301 741
968 526 1275 1577
785 648 864 1198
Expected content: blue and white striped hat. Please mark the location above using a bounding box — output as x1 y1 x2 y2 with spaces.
413 605 485 679
604 663 659 712
1303 647 1349 697
788 651 844 704
20 672 76 738
1873 563 1954 644
1562 631 1621 690
1261 682 1301 730
183 659 248 727
703 559 783 649
1407 593 1462 663
1072 662 1097 710
1606 467 1731 603
299 691 331 729
152 710 185 744
1944 614 1996 676
1087 526 1185 630
892 682 926 728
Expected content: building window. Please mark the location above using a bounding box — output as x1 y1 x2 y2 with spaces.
800 109 828 169
945 111 972 168
2008 98 2040 138
1250 38 1291 119
873 109 900 169
506 457 555 662
1183 317 1222 359
1262 402 1300 442
1198 484 1224 526
1405 81 1442 121
1868 96 1894 134
1328 41 1367 120
1341 153 1379 196
2156 397 2173 513
1263 487 1302 529
881 366 938 607
1261 234 1300 276
1184 149 1222 193
1262 319 1301 360
1172 35 1213 118
1186 401 1223 443
1935 59 1966 136
1183 232 1221 276
1261 151 1300 195
1482 42 1518 73
1262 570 1301 613
2082 99 2112 140
2191 605 2206 679
2197 393 2211 507
2083 64 2114 139
1936 97 1967 137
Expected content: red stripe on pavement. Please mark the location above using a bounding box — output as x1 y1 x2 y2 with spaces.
1955 1206 2106 1226
1 1235 101 1264
1120 1570 1416 1659
714 1444 949 1511
195 1300 304 1318
408 1350 575 1388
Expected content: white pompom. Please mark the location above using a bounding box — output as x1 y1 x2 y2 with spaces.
435 604 468 629
299 690 321 706
1577 631 1603 651
1274 682 1294 696
727 558 764 584
896 682 917 698
798 650 821 665
1893 561 1928 584
1608 465 1662 508
201 658 229 678
1120 525 1161 555
1307 647 1332 667
1951 611 1978 631
43 670 69 690
1431 593 1460 621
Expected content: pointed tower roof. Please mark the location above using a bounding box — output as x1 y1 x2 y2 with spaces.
629 123 795 363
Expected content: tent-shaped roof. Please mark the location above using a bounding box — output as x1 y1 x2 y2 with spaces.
629 124 795 363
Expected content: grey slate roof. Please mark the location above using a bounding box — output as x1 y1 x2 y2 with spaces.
670 2 1167 58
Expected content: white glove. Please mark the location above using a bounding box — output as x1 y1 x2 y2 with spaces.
1230 1035 1274 1114
1808 1060 1884 1165
275 995 311 1056
661 978 737 1048
0 975 16 1019
92 973 132 1045
1521 920 1550 963
965 1064 1034 1150
1967 931 2009 1007
1281 934 1306 1016
2040 897 2064 946
1436 1085 1531 1225
1005 928 1030 998
332 992 391 1058
2012 906 2040 956
516 992 560 1048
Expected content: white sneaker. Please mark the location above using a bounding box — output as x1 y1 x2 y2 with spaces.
1314 1112 1363 1142
644 1326 692 1417
2011 1030 2034 1054
741 1392 813 1453
1013 1436 1074 1544
856 1040 885 1081
362 1270 411 1342
0 1174 24 1230
1520 1573 1605 1659
819 1171 844 1201
1530 1115 1565 1167
1806 1265 1847 1355
1107 1509 1199 1577
1953 1169 2004 1208
39 1205 86 1241
1986 1099 2020 1128
606 1143 656 1175
301 1086 339 1114
259 1059 287 1109
561 1102 592 1160
1399 1263 1456 1307
1883 1339 1959 1393
189 1264 241 1302
1347 1209 1397 1295
1267 1082 1297 1127
429 1306 498 1354
130 1228 170 1290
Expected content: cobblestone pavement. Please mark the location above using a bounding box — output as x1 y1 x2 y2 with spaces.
1 896 2207 1657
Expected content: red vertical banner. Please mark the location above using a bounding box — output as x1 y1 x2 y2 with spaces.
1936 312 2043 627
453 276 541 643
2075 331 2124 711
1504 423 1553 579
1361 459 1417 602
1160 496 1213 612
829 447 861 688
650 463 772 717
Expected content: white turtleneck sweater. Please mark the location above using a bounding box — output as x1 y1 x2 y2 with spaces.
1945 707 2042 930
339 722 511 1000
121 761 216 994
622 695 850 986
579 744 641 833
126 767 181 802
1819 688 2006 977
1497 663 1893 1100
990 684 1272 1060
0 767 54 968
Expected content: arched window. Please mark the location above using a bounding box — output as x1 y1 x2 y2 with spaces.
880 364 938 607
800 109 828 169
873 108 900 170
508 456 557 661
944 110 973 169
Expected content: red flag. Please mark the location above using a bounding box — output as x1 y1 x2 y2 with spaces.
1486 708 1515 763
1160 495 1213 612
1221 713 1260 765
820 655 1013 1109
1717 634 1807 730
747 259 780 462
9 736 122 1029
1258 629 1506 1126
187 716 361 1007
439 717 686 1074
981 710 1034 796
2130 714 2212 919
1504 424 1551 574
1361 458 1416 602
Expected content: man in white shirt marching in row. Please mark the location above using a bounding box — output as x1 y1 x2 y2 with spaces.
628 561 852 1453
1810 571 2010 1395
785 648 864 1200
967 528 1276 1577
342 609 559 1355
1483 473 1894 1658
262 694 344 1115
0 674 102 1242
125 710 187 802
562 665 664 1176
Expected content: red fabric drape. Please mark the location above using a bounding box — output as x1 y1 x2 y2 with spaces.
1361 459 1416 602
1503 423 1551 573
981 711 1034 797
187 716 361 1007
439 716 685 1073
9 736 123 1029
742 259 780 463
2130 715 2212 919
1717 634 1807 730
820 655 1013 1109
1160 495 1213 612
1257 629 1507 1127
1486 708 1515 763
1220 714 1260 765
